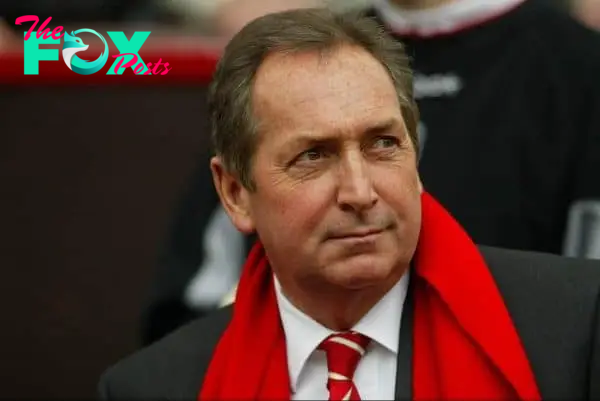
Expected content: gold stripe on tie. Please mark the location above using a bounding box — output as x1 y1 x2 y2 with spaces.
328 336 366 355
328 372 350 381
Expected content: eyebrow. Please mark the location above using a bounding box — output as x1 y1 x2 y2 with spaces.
282 117 404 151
363 118 402 137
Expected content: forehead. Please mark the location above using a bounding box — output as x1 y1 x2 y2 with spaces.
252 46 402 141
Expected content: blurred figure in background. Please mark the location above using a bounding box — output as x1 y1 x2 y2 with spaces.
1 0 168 25
164 0 371 36
0 0 181 52
140 161 251 345
213 0 372 38
143 0 600 344
0 18 15 49
370 0 600 258
573 0 600 30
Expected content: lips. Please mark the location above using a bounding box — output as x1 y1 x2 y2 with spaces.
328 227 384 240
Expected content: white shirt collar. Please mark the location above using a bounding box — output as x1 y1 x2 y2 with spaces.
274 271 410 392
374 0 526 37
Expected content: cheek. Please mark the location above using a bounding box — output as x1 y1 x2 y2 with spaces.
256 181 333 240
373 165 421 212
376 159 419 186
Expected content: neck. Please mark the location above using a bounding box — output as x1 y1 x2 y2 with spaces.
278 267 407 331
390 0 457 10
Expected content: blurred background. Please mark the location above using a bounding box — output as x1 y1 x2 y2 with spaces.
1 0 600 398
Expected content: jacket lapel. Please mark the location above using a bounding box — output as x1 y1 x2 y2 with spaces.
395 274 414 400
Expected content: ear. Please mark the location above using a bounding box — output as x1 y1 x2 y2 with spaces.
210 156 255 234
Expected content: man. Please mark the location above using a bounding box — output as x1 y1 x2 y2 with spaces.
199 0 600 258
99 9 600 400
140 0 600 346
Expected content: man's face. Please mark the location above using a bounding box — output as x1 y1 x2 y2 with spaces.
220 45 422 292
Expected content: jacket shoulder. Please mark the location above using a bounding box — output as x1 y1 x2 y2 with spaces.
478 246 600 396
98 306 232 400
479 245 600 309
479 245 600 295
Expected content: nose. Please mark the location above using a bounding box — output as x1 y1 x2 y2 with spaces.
336 150 378 212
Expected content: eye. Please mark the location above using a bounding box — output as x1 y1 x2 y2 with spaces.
292 146 328 166
299 148 324 161
372 136 399 149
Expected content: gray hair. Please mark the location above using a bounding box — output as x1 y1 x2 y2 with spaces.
208 7 419 189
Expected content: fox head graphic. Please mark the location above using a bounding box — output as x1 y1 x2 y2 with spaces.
62 31 89 70
61 29 109 75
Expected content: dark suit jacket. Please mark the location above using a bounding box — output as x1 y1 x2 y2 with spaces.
98 246 600 400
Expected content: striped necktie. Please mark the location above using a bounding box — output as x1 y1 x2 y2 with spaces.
318 331 371 400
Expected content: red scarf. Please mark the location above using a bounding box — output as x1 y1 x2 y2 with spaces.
199 192 542 400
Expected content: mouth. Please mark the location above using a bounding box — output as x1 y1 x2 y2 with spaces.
327 227 385 241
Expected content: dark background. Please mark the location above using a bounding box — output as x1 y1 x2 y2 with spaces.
0 85 211 398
